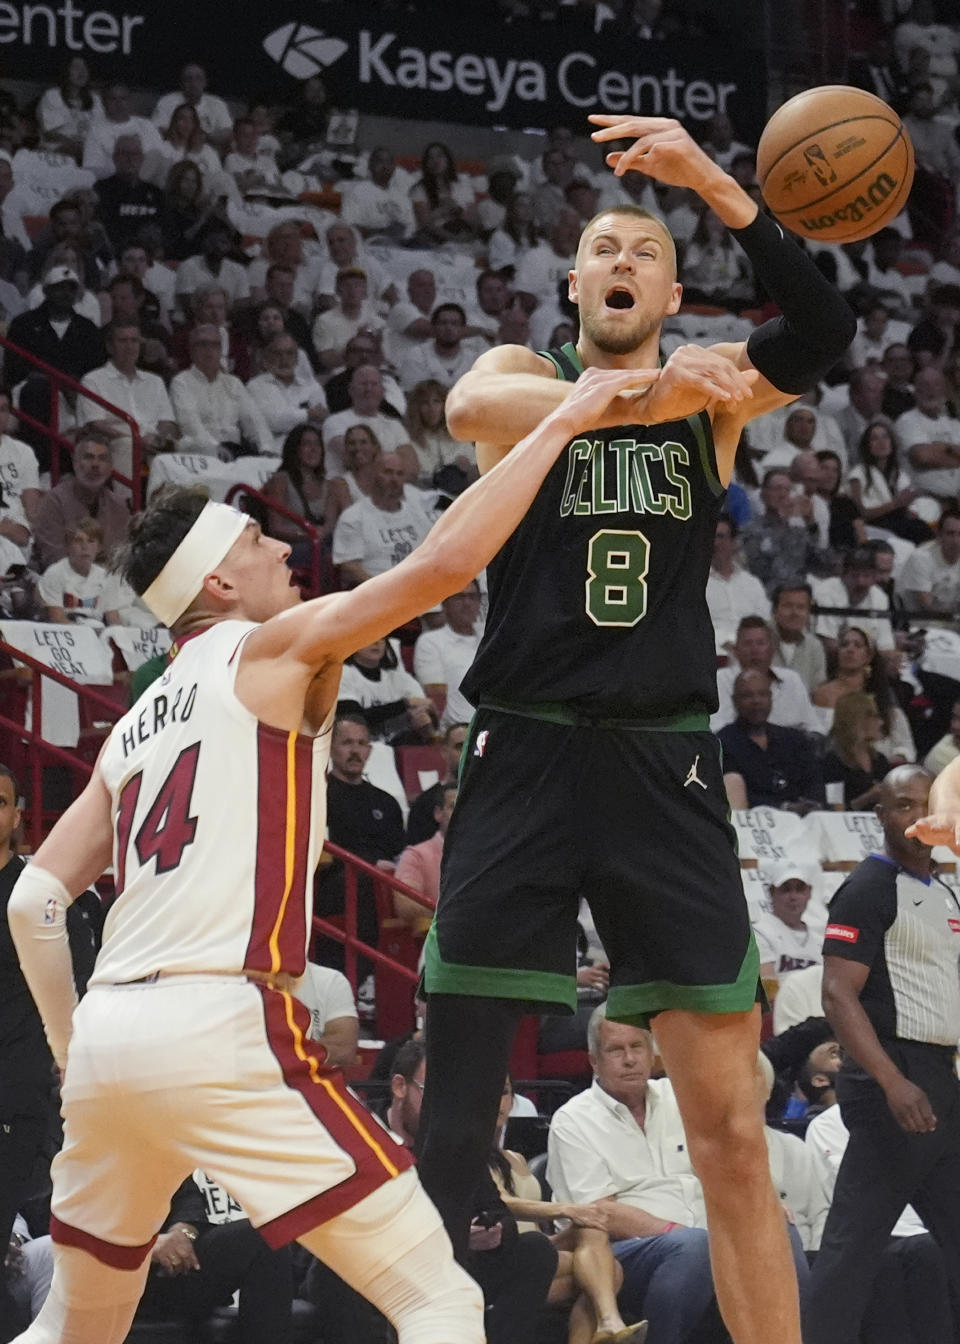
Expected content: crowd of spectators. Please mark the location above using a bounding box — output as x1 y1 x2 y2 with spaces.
7 1 960 1340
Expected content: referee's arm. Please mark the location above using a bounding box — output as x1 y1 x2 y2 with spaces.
821 957 936 1134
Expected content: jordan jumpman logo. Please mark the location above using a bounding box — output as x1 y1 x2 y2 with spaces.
684 754 707 789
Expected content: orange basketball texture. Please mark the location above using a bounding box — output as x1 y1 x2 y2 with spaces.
756 85 915 242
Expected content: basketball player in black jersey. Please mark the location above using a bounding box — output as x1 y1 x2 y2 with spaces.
418 116 856 1344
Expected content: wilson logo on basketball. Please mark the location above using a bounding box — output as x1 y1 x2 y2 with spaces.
825 923 859 943
799 170 898 234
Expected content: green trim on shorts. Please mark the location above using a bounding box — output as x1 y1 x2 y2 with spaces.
481 699 709 733
604 933 761 1028
422 923 578 1011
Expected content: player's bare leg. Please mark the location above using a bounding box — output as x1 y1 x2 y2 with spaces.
652 1005 800 1344
9 1244 150 1344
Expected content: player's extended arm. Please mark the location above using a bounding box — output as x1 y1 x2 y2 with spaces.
906 755 960 851
7 762 114 1067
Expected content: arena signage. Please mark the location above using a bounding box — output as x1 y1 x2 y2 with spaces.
0 2 765 138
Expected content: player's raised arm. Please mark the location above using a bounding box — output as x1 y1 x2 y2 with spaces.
589 114 857 431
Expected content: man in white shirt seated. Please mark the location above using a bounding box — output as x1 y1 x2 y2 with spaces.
413 580 483 728
312 268 384 372
770 582 827 694
833 367 892 464
753 859 824 987
397 304 481 393
170 325 273 458
340 146 415 242
546 1005 723 1344
151 63 233 151
813 548 896 664
712 617 819 733
175 222 250 319
847 299 912 370
322 365 413 476
78 322 178 478
245 333 327 453
82 83 162 181
706 512 770 655
384 269 437 365
332 452 433 586
314 221 392 313
896 366 960 506
513 209 580 346
899 505 960 613
0 390 40 560
292 961 359 1066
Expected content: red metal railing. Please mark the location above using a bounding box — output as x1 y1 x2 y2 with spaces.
0 333 143 509
224 481 326 597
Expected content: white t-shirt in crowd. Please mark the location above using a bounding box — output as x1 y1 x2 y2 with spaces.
897 405 960 500
812 576 895 650
413 623 482 729
752 912 824 980
293 962 358 1043
706 566 772 653
900 540 960 611
332 494 433 577
711 663 819 732
38 559 119 619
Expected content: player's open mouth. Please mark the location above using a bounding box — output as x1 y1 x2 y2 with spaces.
604 287 635 310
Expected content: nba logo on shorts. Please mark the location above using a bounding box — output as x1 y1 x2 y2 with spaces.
474 730 490 758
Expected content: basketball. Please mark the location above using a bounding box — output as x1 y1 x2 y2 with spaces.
756 85 914 243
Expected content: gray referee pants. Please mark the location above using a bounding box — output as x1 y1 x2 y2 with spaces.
803 1042 960 1344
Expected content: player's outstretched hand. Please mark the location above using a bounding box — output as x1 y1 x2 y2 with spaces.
588 114 722 191
554 364 660 433
905 812 960 853
643 344 758 424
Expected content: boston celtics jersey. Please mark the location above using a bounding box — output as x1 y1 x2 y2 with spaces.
462 343 725 719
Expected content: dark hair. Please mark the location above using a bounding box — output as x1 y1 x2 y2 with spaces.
279 424 325 499
856 418 900 491
431 302 466 325
502 191 539 250
50 198 80 222
833 624 894 732
844 546 878 574
418 140 458 210
735 615 772 639
815 449 844 498
59 58 94 112
265 263 295 282
165 103 203 151
0 762 20 800
772 581 813 606
332 711 369 739
166 159 203 202
761 466 791 488
346 637 399 672
715 509 737 539
940 502 960 527
391 1037 425 1084
112 485 208 594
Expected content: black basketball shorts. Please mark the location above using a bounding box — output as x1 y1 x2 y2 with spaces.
422 704 760 1025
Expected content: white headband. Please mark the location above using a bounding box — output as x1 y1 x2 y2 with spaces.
142 502 251 627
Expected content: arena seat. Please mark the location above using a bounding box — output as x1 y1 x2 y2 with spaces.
394 744 445 801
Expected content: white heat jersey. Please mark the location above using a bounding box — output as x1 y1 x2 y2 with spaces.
92 620 331 987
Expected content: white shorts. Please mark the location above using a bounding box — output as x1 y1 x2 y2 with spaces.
51 977 412 1268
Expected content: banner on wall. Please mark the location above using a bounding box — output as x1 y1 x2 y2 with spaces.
0 3 767 138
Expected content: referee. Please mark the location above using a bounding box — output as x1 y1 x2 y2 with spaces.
802 764 960 1344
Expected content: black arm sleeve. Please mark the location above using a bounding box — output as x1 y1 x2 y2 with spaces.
731 210 857 394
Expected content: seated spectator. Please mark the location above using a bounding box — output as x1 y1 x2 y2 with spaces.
274 73 329 166
463 270 515 347
82 82 162 180
929 230 960 290
79 322 179 477
159 161 229 264
700 112 753 171
409 141 478 245
406 722 468 845
0 390 40 555
116 238 176 325
32 431 129 569
741 468 831 594
864 228 915 318
292 961 358 1065
476 156 522 237
314 222 392 313
144 102 224 194
814 449 863 551
323 330 404 418
403 380 472 489
762 405 819 471
770 582 827 694
896 366 960 507
753 860 823 986
680 206 754 311
413 580 483 728
398 303 480 394
922 695 960 774
881 342 917 420
36 57 102 160
105 274 174 383
332 452 433 586
338 637 435 747
908 283 960 369
532 145 576 233
246 333 327 453
393 783 456 936
38 517 121 625
712 616 818 733
176 219 249 318
822 691 890 810
176 284 253 381
26 195 106 293
323 366 413 476
487 190 539 276
262 424 331 550
26 244 101 325
771 962 826 1035
847 420 933 544
247 220 321 313
547 1006 717 1344
789 450 832 549
847 299 912 370
899 504 960 612
813 548 896 664
93 135 163 255
817 624 914 764
251 276 317 372
384 268 438 365
170 325 273 458
490 1077 647 1344
514 211 580 347
563 174 601 230
340 145 414 241
326 423 382 526
222 116 280 195
135 1175 293 1340
311 267 384 373
834 368 890 464
151 63 233 152
718 669 824 813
